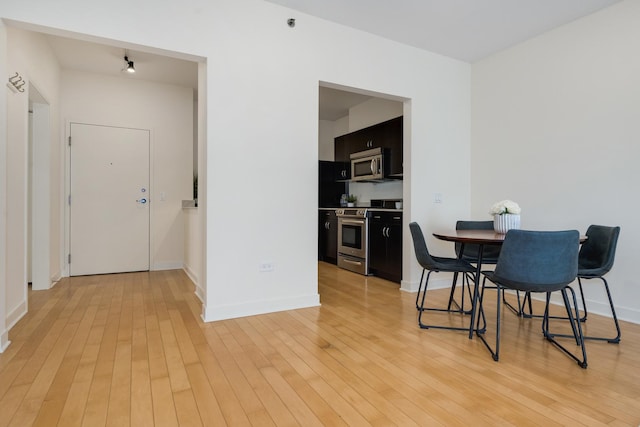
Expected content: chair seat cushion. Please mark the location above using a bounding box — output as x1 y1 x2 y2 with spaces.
578 268 607 278
483 271 570 293
461 254 499 264
431 256 475 273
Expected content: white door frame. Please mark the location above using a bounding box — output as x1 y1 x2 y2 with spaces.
29 84 51 290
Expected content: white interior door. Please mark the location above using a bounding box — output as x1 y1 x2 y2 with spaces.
70 123 150 276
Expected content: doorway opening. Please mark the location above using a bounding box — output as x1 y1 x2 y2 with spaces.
28 83 51 291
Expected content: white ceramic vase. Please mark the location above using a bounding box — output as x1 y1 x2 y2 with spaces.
493 213 520 234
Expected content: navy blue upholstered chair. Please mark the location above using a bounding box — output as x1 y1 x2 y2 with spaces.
576 225 621 343
455 220 501 264
409 222 476 331
449 220 502 313
478 229 587 368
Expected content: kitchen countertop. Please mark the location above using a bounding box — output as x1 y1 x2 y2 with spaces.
319 207 403 213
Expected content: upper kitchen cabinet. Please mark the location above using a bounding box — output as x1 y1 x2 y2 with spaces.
333 135 351 180
334 116 403 178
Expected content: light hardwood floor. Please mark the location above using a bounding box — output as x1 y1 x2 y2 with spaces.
1 263 639 426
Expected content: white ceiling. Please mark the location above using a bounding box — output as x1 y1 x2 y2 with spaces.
265 0 621 62
45 35 199 89
42 0 621 120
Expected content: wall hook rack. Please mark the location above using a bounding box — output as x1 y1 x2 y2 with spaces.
7 72 26 93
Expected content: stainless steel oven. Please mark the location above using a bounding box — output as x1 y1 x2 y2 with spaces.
336 208 369 275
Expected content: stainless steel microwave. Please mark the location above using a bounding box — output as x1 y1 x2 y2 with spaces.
350 147 388 182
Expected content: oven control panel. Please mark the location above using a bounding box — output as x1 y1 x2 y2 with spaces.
335 208 368 218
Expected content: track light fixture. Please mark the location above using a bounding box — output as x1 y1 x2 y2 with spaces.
124 55 135 73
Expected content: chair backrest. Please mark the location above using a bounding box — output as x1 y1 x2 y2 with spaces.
493 229 579 292
578 225 620 274
455 220 501 261
409 222 437 270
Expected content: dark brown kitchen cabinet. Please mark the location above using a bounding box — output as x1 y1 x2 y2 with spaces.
334 116 403 179
318 210 338 264
368 211 402 283
333 135 350 180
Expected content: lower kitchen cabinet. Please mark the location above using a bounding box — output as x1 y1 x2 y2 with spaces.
318 210 338 264
369 211 402 283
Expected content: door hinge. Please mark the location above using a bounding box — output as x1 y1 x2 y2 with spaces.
68 254 71 264
68 136 71 146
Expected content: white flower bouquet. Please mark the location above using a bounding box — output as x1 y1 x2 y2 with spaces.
489 199 521 216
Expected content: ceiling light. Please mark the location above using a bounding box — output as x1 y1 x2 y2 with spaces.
124 55 135 73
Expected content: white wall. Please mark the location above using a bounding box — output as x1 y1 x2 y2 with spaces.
471 0 640 322
0 22 9 351
60 69 193 270
2 27 61 336
348 97 403 133
1 0 471 323
318 119 334 161
183 207 203 301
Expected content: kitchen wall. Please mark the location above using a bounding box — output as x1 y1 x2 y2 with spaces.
471 0 640 323
1 0 472 325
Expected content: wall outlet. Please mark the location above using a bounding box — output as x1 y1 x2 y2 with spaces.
259 262 274 272
434 193 443 203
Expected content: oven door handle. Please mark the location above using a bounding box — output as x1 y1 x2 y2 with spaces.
341 219 365 225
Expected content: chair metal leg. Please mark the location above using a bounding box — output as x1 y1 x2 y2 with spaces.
575 277 621 343
475 277 500 361
415 269 426 310
577 278 588 322
447 272 459 310
418 270 477 331
447 272 474 314
503 290 525 316
543 287 588 369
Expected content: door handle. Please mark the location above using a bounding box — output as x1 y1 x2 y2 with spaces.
137 198 147 204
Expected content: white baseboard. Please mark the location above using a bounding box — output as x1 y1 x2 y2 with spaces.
6 300 27 330
529 291 640 325
400 274 640 325
152 261 184 271
400 275 451 293
202 293 320 323
183 264 198 285
0 332 10 353
50 273 62 286
182 265 205 303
